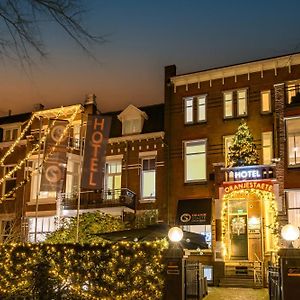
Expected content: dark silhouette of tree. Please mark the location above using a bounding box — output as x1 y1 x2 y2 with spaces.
0 0 104 64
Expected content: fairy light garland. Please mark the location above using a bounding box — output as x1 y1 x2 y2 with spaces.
0 105 81 203
221 188 279 259
0 241 167 299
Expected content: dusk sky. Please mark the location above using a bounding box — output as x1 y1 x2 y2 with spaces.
1 0 300 116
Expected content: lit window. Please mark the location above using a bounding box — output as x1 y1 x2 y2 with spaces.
183 224 212 248
104 160 122 200
2 165 17 199
287 191 300 227
28 216 56 242
66 157 80 197
223 135 234 167
197 95 207 122
262 132 273 164
141 158 156 199
287 82 300 104
261 90 271 113
185 139 207 182
286 118 300 166
223 91 233 118
184 97 194 124
123 119 141 135
237 89 247 116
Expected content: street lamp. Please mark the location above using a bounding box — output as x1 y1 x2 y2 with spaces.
281 224 300 248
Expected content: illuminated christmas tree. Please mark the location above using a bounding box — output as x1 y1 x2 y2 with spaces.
227 120 259 167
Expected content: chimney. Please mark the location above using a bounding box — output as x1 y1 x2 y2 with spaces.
8 109 12 116
33 103 45 111
84 94 98 114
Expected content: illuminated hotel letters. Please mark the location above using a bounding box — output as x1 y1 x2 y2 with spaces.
81 115 111 190
234 169 261 180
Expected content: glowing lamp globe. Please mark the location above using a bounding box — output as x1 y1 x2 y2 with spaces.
168 227 183 242
281 224 300 241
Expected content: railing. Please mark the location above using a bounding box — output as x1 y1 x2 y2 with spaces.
59 188 136 210
254 253 263 287
268 266 281 300
222 164 276 182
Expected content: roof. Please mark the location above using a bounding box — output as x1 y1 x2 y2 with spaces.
103 103 164 138
0 112 31 125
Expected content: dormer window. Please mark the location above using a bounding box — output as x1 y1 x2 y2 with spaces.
118 105 148 136
0 123 21 142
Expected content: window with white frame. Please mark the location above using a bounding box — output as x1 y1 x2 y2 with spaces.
185 139 207 182
104 160 122 200
287 191 300 227
65 156 80 197
286 118 300 166
287 81 300 104
262 132 273 165
261 90 271 113
237 89 247 116
2 165 17 199
183 224 212 248
197 95 207 122
223 135 234 167
72 123 81 149
223 91 233 118
1 220 14 242
122 119 141 135
184 97 194 124
141 157 156 199
3 127 19 142
28 216 56 242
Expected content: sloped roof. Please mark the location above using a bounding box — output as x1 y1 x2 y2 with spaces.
0 112 31 125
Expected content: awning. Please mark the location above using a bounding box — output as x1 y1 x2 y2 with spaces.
176 198 212 225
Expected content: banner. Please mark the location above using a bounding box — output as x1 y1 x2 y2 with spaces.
81 115 111 190
40 120 69 192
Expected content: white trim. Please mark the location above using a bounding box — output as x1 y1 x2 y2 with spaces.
108 131 164 144
0 139 26 148
0 122 23 130
105 154 124 161
171 54 300 90
25 211 56 217
139 150 157 158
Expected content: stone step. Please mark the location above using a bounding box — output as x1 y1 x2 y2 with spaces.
219 277 255 288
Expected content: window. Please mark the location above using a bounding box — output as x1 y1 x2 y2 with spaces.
184 97 194 124
2 165 17 199
237 89 247 116
287 81 300 104
3 127 19 142
184 139 207 182
123 119 141 135
28 216 56 242
261 90 271 113
262 132 273 165
287 191 300 226
141 158 156 199
104 160 122 200
223 135 234 167
72 124 81 149
1 220 14 242
66 157 80 197
183 224 212 248
223 91 233 118
197 95 207 122
286 118 300 166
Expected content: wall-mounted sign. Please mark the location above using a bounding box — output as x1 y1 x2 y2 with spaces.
234 169 261 180
81 115 111 190
223 180 273 194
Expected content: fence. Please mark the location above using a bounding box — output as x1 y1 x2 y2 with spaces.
268 266 281 300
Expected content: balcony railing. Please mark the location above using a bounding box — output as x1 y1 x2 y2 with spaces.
59 188 136 210
221 164 276 182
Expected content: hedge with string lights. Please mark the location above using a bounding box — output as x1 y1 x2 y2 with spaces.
0 241 168 300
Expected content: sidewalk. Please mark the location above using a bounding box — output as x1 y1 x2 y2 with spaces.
205 287 268 300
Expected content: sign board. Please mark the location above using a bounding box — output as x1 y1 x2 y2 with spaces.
81 115 111 190
223 180 274 194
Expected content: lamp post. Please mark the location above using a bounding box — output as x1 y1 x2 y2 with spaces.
164 227 184 300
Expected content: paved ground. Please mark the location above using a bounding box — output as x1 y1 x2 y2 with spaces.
205 287 269 300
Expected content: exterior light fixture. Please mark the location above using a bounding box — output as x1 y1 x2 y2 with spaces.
281 224 300 245
168 227 183 242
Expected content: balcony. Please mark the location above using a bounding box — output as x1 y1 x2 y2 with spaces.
221 164 276 182
59 188 136 210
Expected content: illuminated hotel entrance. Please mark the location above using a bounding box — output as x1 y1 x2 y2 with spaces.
222 180 278 265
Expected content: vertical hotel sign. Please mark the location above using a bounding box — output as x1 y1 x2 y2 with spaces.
81 115 111 190
40 120 69 192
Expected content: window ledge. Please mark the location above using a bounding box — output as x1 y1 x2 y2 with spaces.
184 180 207 186
139 198 156 204
288 165 300 170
